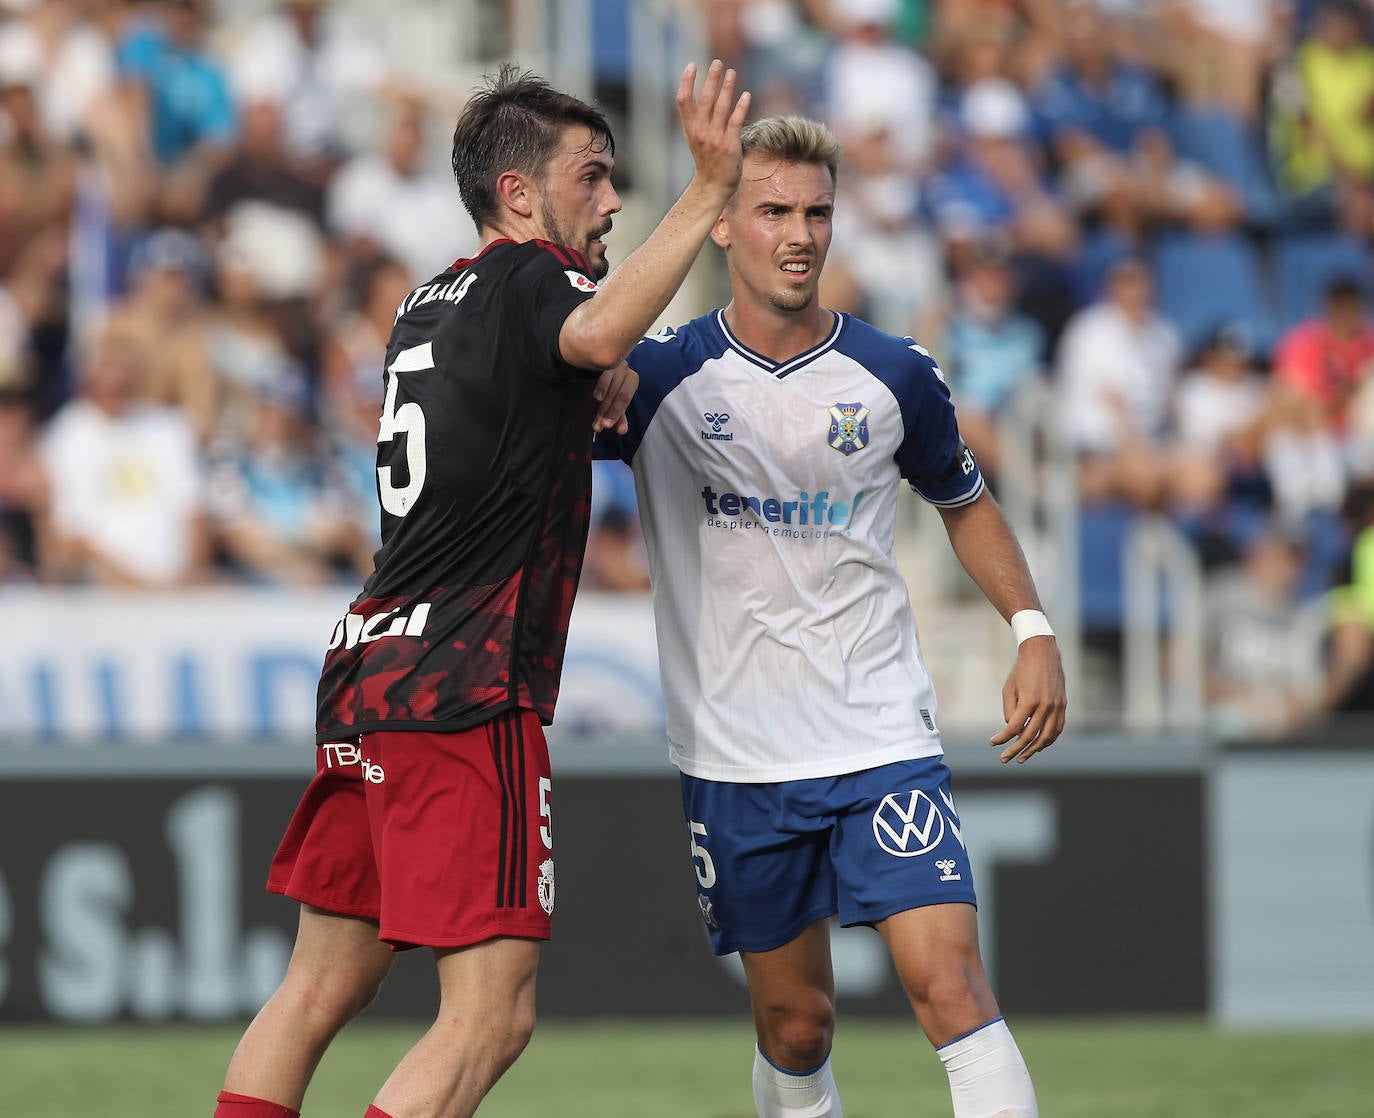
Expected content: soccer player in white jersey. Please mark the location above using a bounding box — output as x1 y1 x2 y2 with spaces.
594 116 1066 1118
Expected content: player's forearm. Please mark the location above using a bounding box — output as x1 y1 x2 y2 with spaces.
938 492 1045 622
560 177 732 370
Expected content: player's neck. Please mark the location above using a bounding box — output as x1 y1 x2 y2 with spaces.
722 301 834 363
480 215 543 251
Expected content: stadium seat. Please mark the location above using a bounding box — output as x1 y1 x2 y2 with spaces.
1071 227 1136 305
1270 231 1374 331
1078 502 1137 633
1167 108 1282 229
1150 231 1273 356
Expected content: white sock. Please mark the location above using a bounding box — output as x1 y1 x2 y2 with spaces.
752 1046 843 1117
936 1017 1037 1117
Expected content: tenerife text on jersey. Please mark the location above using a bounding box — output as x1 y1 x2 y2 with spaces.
701 485 865 536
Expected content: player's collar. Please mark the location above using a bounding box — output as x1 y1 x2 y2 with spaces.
714 308 846 380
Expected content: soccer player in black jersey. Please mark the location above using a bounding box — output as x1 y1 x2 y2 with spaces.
214 62 750 1118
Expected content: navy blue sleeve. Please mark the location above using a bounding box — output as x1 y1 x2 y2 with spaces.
889 342 986 508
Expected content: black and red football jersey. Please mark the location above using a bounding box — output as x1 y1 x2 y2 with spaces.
315 238 602 741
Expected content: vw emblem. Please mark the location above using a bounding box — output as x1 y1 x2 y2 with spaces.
872 790 946 857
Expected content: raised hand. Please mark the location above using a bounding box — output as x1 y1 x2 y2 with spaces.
675 60 751 199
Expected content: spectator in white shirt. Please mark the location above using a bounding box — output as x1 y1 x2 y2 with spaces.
325 96 472 283
1056 255 1223 511
38 323 210 587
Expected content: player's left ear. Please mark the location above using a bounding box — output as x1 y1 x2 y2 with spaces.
710 210 731 250
496 170 536 219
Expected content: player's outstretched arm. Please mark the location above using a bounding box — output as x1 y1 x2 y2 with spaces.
559 60 750 372
937 491 1067 764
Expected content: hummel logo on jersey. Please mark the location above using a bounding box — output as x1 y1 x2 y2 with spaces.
326 602 432 650
828 402 870 455
872 790 946 857
935 858 962 881
701 411 733 441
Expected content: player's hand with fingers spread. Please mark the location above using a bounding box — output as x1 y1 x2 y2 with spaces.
592 362 638 435
676 59 751 201
990 635 1067 764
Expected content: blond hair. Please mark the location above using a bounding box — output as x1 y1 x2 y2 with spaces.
738 115 841 184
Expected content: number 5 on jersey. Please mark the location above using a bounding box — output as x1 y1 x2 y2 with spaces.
377 341 433 516
689 820 716 889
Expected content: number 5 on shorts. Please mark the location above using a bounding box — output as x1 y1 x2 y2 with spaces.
539 776 552 849
689 820 716 888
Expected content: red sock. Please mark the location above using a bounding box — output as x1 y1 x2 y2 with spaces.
214 1091 300 1118
364 1108 395 1118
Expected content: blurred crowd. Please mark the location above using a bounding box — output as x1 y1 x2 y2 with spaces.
703 0 1374 735
7 0 1374 735
0 0 483 593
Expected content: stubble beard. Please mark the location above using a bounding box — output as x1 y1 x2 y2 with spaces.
766 286 814 313
541 201 609 279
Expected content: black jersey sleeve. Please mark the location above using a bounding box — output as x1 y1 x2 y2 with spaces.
518 241 601 382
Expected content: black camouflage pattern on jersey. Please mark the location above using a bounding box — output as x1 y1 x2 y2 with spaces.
316 239 600 740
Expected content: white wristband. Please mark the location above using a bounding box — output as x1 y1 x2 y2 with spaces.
1010 609 1055 645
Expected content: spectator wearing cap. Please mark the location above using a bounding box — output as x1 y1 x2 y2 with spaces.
202 218 312 448
103 226 217 441
38 321 211 588
206 362 371 586
924 75 1078 323
1055 254 1225 512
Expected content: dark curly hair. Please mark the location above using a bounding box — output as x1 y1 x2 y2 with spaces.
450 65 614 234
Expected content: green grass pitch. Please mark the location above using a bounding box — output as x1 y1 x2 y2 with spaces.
3 1017 1371 1116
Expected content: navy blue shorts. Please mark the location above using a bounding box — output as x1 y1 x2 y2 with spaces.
680 755 977 955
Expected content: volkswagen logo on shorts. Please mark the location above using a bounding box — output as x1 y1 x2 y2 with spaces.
872 790 945 857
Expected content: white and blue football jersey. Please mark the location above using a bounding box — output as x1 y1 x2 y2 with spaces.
595 309 985 782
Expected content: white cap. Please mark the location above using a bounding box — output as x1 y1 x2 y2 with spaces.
833 0 899 28
0 23 42 89
219 201 324 301
961 77 1029 139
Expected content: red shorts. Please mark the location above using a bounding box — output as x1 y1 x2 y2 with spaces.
267 709 555 949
